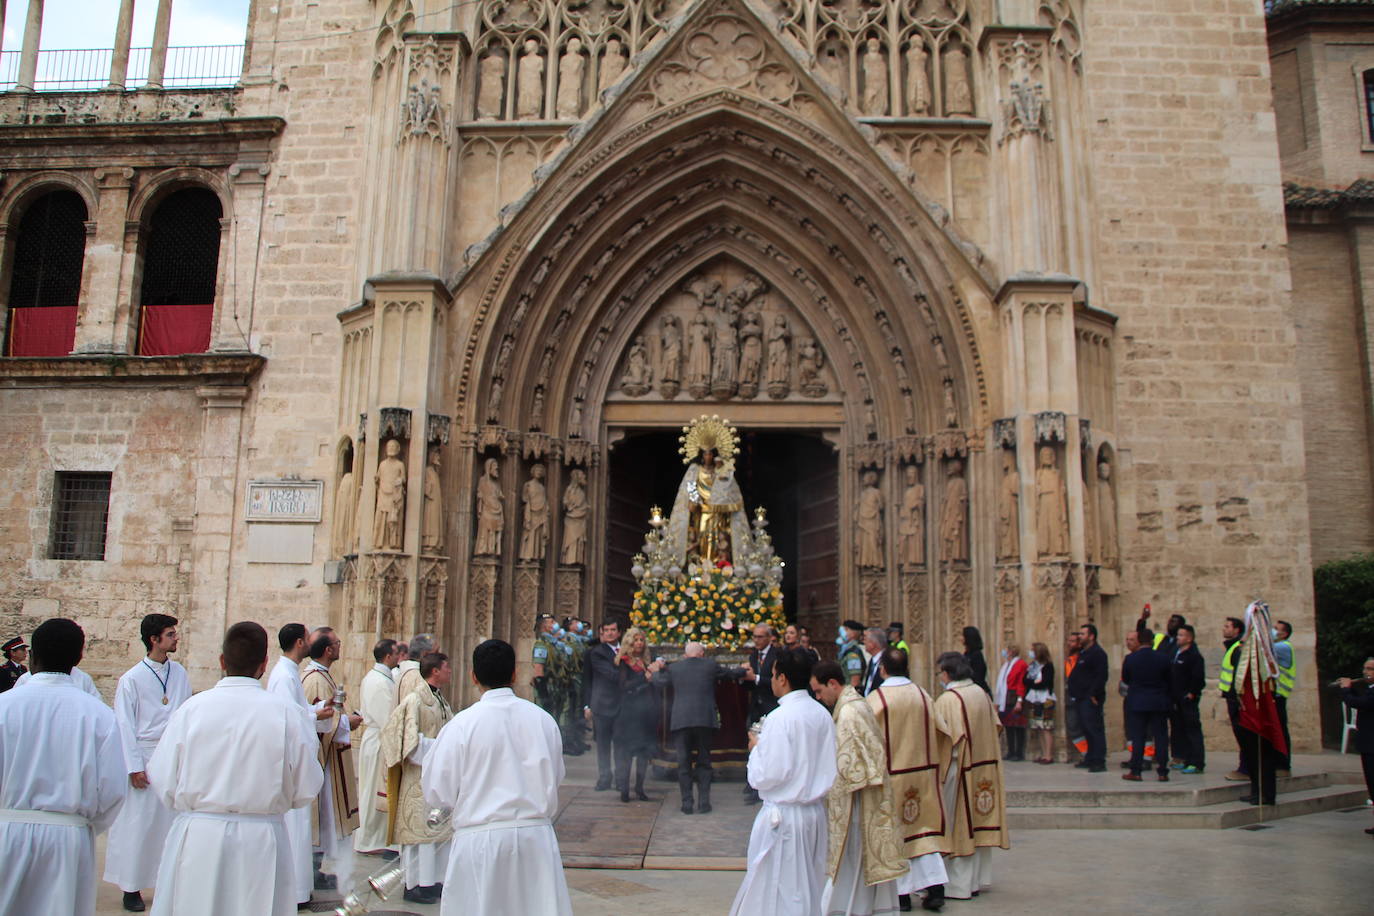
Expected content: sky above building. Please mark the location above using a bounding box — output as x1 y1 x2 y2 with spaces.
2 0 250 52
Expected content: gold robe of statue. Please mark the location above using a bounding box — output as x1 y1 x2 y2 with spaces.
826 686 907 886
933 680 1009 857
867 680 950 859
379 682 454 846
688 461 739 568
301 663 361 843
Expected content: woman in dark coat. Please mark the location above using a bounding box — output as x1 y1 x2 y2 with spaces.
962 625 990 693
613 626 660 802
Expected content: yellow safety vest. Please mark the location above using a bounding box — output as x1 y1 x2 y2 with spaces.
1151 632 1165 650
1218 641 1239 695
1274 640 1295 699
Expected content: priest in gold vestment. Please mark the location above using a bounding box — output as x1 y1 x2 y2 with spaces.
932 652 1008 900
811 662 905 916
301 629 361 875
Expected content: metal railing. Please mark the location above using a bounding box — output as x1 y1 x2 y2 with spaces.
0 45 244 92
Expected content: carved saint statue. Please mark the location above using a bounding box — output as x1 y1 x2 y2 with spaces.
766 313 791 398
474 456 504 555
797 337 826 397
557 37 585 119
599 36 627 95
906 38 930 115
477 50 506 120
939 459 968 564
856 469 885 568
818 43 847 105
943 43 974 116
659 314 683 397
711 305 739 396
422 448 444 553
942 377 958 427
997 455 1019 561
687 310 713 399
861 37 888 116
1035 446 1069 558
516 38 545 120
898 463 924 567
561 468 589 565
373 438 407 551
519 463 549 561
332 467 358 557
620 335 652 396
737 311 763 397
1097 459 1119 566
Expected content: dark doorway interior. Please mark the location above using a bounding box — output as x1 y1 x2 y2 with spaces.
604 429 838 637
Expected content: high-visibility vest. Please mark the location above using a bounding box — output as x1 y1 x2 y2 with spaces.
1151 632 1165 650
1274 640 1295 699
1219 641 1239 695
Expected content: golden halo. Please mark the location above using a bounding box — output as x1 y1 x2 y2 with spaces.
678 414 739 466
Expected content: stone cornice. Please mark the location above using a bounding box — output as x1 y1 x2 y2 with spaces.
0 117 285 149
0 352 265 386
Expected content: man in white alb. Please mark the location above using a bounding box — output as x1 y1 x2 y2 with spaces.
266 623 326 906
302 627 363 885
104 613 192 912
0 617 126 915
355 638 400 855
148 621 323 916
15 660 103 698
730 647 838 916
422 639 573 915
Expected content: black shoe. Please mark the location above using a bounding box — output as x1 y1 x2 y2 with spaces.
620 789 631 802
636 790 650 801
697 802 712 814
122 891 146 912
899 893 913 912
1087 764 1106 773
1363 826 1374 835
313 871 337 891
1239 794 1258 805
923 886 946 911
404 885 440 904
682 802 694 814
595 779 612 791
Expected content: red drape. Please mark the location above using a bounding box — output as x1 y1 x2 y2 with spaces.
7 306 77 356
139 304 213 356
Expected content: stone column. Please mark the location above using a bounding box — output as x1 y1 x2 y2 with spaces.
144 0 174 91
14 0 44 93
108 0 137 90
74 168 134 355
213 163 269 352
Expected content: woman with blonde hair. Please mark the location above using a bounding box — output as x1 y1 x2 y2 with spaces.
613 626 661 802
1025 641 1057 764
995 643 1028 761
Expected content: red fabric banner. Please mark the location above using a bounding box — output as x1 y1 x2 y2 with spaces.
139 304 213 356
1240 679 1288 756
7 306 77 356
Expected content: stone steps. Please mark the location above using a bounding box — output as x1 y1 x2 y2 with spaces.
1007 783 1369 829
1008 770 1335 808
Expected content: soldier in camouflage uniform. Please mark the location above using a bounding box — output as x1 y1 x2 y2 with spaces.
560 618 589 755
532 614 566 737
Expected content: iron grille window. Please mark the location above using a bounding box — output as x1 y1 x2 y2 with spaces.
1365 70 1374 143
49 472 112 561
7 190 87 309
139 187 223 306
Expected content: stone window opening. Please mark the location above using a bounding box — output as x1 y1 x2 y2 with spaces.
136 186 223 356
49 472 113 561
1364 69 1374 148
3 189 88 357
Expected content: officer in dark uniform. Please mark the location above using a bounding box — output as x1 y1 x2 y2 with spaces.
0 636 29 693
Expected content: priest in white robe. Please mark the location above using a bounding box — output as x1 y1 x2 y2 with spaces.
302 627 362 879
16 662 102 698
355 638 399 854
730 647 837 916
266 623 321 906
0 617 126 916
103 614 192 912
422 639 573 915
147 621 323 916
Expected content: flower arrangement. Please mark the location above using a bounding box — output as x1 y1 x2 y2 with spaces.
631 566 786 649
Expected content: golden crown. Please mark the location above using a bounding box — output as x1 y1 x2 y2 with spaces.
678 414 739 465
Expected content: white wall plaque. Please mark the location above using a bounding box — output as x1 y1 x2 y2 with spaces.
245 480 324 523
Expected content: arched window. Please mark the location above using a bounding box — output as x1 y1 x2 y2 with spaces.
1364 69 1374 145
138 186 223 356
5 189 87 356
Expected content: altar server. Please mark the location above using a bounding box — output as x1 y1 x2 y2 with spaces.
932 652 1009 900
729 647 837 916
266 623 319 906
15 661 102 698
103 614 192 912
0 617 125 916
147 621 323 916
302 627 362 877
422 639 573 915
354 638 400 855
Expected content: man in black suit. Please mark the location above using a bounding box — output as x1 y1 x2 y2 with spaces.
582 618 622 791
1339 658 1374 835
655 641 748 814
860 627 886 695
1068 623 1109 772
742 623 779 803
1169 624 1206 774
1121 633 1173 781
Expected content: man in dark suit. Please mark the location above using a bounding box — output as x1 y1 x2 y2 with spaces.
582 618 622 791
1122 634 1173 781
1068 623 1109 772
1169 624 1206 774
655 641 747 814
860 627 886 695
742 623 779 803
1339 658 1374 835
0 637 28 693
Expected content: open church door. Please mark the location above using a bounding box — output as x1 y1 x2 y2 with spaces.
788 436 839 658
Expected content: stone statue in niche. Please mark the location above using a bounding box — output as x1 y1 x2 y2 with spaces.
710 305 739 398
421 448 444 553
856 469 885 568
620 335 652 397
373 438 407 551
474 456 504 556
1083 458 1098 563
942 377 958 427
486 376 504 424
517 39 545 120
766 313 791 398
861 37 887 116
1035 446 1069 558
797 337 827 397
332 464 358 557
943 43 974 116
737 311 763 398
530 386 546 428
561 468 589 565
687 310 713 399
1097 459 1119 566
997 453 1019 561
477 50 506 119
906 38 930 115
557 37 585 119
939 459 968 564
898 463 924 567
659 314 683 398
599 36 627 96
818 42 847 105
519 463 549 561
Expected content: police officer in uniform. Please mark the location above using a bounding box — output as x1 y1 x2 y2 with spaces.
532 614 566 744
0 637 28 693
838 619 866 689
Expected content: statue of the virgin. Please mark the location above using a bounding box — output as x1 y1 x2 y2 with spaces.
664 415 754 570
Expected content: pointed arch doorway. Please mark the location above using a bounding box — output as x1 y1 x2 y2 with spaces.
604 427 839 647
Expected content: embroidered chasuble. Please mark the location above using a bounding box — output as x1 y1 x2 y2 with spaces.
933 681 1008 857
826 686 907 885
867 680 951 858
301 665 360 842
380 685 454 846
